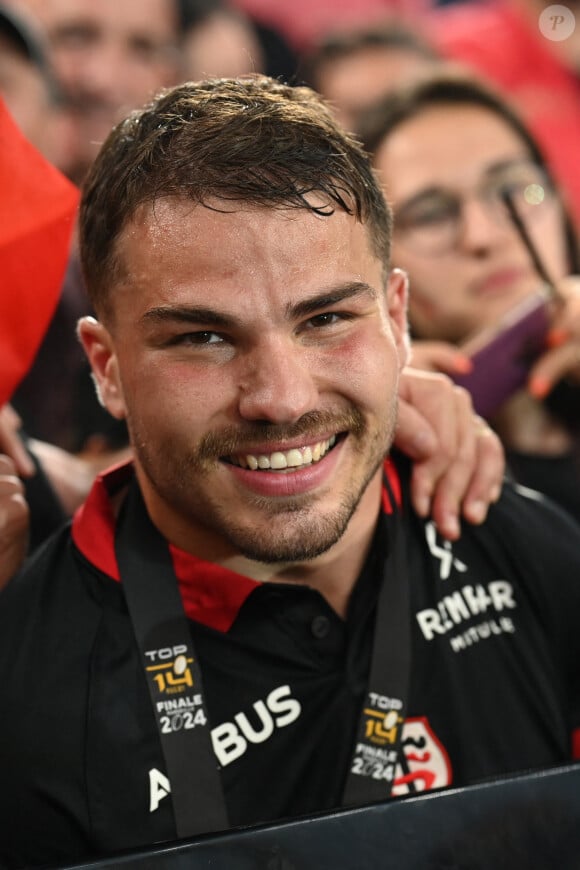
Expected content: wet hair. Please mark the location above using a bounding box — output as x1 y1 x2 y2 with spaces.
357 69 580 273
79 75 392 319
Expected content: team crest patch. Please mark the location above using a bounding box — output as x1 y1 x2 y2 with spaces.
391 716 452 796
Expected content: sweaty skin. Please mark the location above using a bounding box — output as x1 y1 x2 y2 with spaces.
80 200 409 616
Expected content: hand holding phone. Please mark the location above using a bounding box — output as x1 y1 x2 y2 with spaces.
450 187 558 418
450 289 551 418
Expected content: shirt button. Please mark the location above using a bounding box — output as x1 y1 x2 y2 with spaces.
311 615 331 639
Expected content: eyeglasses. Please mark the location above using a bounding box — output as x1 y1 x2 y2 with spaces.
393 161 557 255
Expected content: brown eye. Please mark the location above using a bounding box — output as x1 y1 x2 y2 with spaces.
171 331 223 346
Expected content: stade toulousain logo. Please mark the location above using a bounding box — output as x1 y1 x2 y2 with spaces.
391 717 452 796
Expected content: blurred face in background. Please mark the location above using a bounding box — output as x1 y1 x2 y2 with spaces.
181 9 264 80
315 45 437 133
8 0 180 182
0 30 64 164
372 103 569 342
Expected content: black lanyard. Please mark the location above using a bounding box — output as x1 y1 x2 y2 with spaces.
341 473 411 807
115 470 411 837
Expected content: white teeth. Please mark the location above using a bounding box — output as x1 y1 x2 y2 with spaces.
232 437 338 471
286 449 303 467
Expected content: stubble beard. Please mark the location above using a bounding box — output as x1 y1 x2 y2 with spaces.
130 404 397 564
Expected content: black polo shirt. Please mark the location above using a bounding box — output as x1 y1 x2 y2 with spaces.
1 460 580 868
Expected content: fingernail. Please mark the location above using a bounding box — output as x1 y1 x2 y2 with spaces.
454 354 473 374
490 484 502 502
413 430 437 454
22 459 36 478
441 514 460 539
529 376 551 399
414 494 430 517
467 499 487 524
547 328 570 348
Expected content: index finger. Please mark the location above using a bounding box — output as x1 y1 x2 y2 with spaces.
0 419 35 478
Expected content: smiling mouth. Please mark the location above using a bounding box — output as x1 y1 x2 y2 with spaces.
225 434 340 472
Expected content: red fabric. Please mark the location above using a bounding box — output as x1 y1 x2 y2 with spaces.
232 0 429 50
72 461 261 631
382 455 401 513
431 1 580 230
571 727 580 760
0 98 79 406
72 459 402 632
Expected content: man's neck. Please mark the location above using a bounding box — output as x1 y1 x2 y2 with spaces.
222 476 383 617
220 551 366 619
138 469 384 620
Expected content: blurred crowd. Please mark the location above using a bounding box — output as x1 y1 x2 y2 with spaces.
2 0 580 585
4 4 580 863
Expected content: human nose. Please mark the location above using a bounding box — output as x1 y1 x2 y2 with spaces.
237 339 319 424
74 40 130 102
456 194 507 253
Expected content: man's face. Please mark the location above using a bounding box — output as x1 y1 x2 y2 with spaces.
10 0 179 181
373 104 568 343
83 200 408 564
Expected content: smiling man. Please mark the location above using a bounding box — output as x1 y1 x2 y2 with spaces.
80 194 406 613
1 77 580 868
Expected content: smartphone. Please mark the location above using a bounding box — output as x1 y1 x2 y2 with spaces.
450 288 551 418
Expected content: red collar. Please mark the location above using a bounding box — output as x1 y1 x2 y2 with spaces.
72 459 400 632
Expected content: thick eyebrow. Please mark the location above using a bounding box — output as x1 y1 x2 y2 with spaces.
288 282 378 320
140 305 237 329
141 282 378 329
397 186 448 214
483 157 540 179
399 158 537 212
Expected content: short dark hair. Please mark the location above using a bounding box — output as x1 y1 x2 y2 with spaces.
357 69 579 272
79 75 392 319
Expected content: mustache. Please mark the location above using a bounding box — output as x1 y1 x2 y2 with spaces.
197 409 365 460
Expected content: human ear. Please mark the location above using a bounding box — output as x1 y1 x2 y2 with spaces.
77 316 127 420
386 268 410 369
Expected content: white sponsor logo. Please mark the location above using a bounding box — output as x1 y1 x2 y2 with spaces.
212 684 301 767
449 616 515 652
425 522 467 580
149 768 171 812
416 580 516 644
149 684 302 811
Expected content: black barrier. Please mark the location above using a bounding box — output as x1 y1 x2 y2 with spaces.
57 763 580 869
